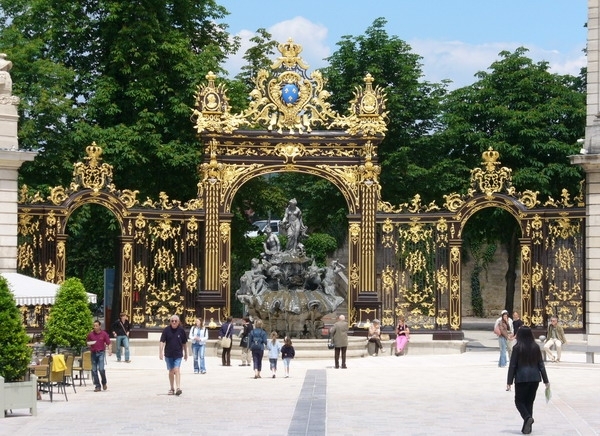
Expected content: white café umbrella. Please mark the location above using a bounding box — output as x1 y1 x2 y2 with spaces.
0 272 97 305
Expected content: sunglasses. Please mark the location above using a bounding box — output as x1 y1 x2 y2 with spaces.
170 319 179 323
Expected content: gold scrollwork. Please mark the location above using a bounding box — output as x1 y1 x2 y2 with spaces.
219 222 230 243
331 73 388 136
274 143 306 163
72 143 115 193
349 223 360 245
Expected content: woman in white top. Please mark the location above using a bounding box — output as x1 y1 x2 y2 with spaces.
189 318 208 374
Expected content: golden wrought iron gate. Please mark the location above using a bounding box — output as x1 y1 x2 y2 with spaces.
17 144 204 330
374 148 585 335
17 39 586 336
191 39 388 327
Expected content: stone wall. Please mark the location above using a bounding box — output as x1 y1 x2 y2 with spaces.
460 243 521 317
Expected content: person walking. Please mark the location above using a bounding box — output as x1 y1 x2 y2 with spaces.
248 319 267 379
330 314 349 369
507 326 550 434
509 311 524 357
238 317 253 367
87 320 112 392
112 312 131 363
543 316 567 362
281 336 295 378
267 331 282 378
496 310 511 367
512 311 524 333
189 317 208 374
159 315 188 396
218 316 234 366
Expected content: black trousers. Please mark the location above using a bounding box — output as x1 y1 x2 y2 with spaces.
222 346 231 366
514 381 539 421
334 346 347 368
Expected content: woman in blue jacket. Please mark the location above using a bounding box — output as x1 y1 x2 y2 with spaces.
248 319 268 379
506 326 550 435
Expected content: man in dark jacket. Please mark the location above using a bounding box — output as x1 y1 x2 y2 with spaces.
112 312 131 362
239 317 253 366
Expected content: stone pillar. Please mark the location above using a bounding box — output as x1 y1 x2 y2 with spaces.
570 0 600 350
0 54 37 273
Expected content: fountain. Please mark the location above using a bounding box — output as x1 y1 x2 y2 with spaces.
236 199 344 338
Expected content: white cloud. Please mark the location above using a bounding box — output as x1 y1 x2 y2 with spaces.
222 19 586 91
222 17 330 77
410 39 586 89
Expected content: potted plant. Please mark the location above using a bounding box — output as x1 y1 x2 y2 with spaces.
0 275 37 417
43 277 93 353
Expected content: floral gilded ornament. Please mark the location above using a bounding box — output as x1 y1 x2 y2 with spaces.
72 143 115 194
469 147 512 197
331 73 388 136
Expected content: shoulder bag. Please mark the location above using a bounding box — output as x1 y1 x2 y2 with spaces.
220 323 232 348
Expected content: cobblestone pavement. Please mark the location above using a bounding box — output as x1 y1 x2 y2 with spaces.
3 332 599 436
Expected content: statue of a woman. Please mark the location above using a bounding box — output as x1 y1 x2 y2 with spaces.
281 198 306 252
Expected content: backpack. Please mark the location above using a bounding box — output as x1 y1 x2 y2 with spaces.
250 330 264 351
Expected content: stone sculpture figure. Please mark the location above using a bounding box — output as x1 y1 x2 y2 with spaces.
262 225 281 259
0 54 13 95
281 198 306 253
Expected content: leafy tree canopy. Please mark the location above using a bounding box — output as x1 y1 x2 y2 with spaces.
322 17 448 205
43 277 93 351
437 47 585 198
0 0 239 201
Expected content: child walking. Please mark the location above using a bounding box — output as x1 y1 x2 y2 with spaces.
281 336 295 378
267 331 282 378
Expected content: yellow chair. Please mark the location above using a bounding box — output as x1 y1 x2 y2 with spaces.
33 355 67 402
33 357 51 400
64 354 77 393
73 351 92 386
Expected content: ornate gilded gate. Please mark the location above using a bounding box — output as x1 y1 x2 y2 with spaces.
191 39 387 327
17 144 204 330
373 148 585 335
17 39 586 336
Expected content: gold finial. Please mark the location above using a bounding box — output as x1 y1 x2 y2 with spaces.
272 37 309 70
482 147 500 172
85 142 103 167
205 71 217 87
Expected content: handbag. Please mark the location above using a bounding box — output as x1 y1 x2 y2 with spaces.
220 323 232 348
327 331 335 349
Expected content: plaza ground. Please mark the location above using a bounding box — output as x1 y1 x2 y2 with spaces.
2 329 599 436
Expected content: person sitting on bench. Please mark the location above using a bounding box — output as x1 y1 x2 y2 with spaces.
368 319 383 356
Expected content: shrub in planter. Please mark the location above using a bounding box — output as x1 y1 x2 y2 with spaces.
43 277 93 351
0 276 31 382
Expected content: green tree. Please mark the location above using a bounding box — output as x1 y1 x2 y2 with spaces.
0 0 238 201
322 18 448 206
304 233 338 267
43 278 93 351
437 48 586 312
65 205 120 301
0 276 31 382
235 28 278 91
1 1 240 314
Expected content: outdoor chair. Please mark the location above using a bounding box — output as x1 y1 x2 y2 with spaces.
73 351 92 386
64 354 77 393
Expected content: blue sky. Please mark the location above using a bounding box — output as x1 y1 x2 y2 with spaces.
218 0 587 89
